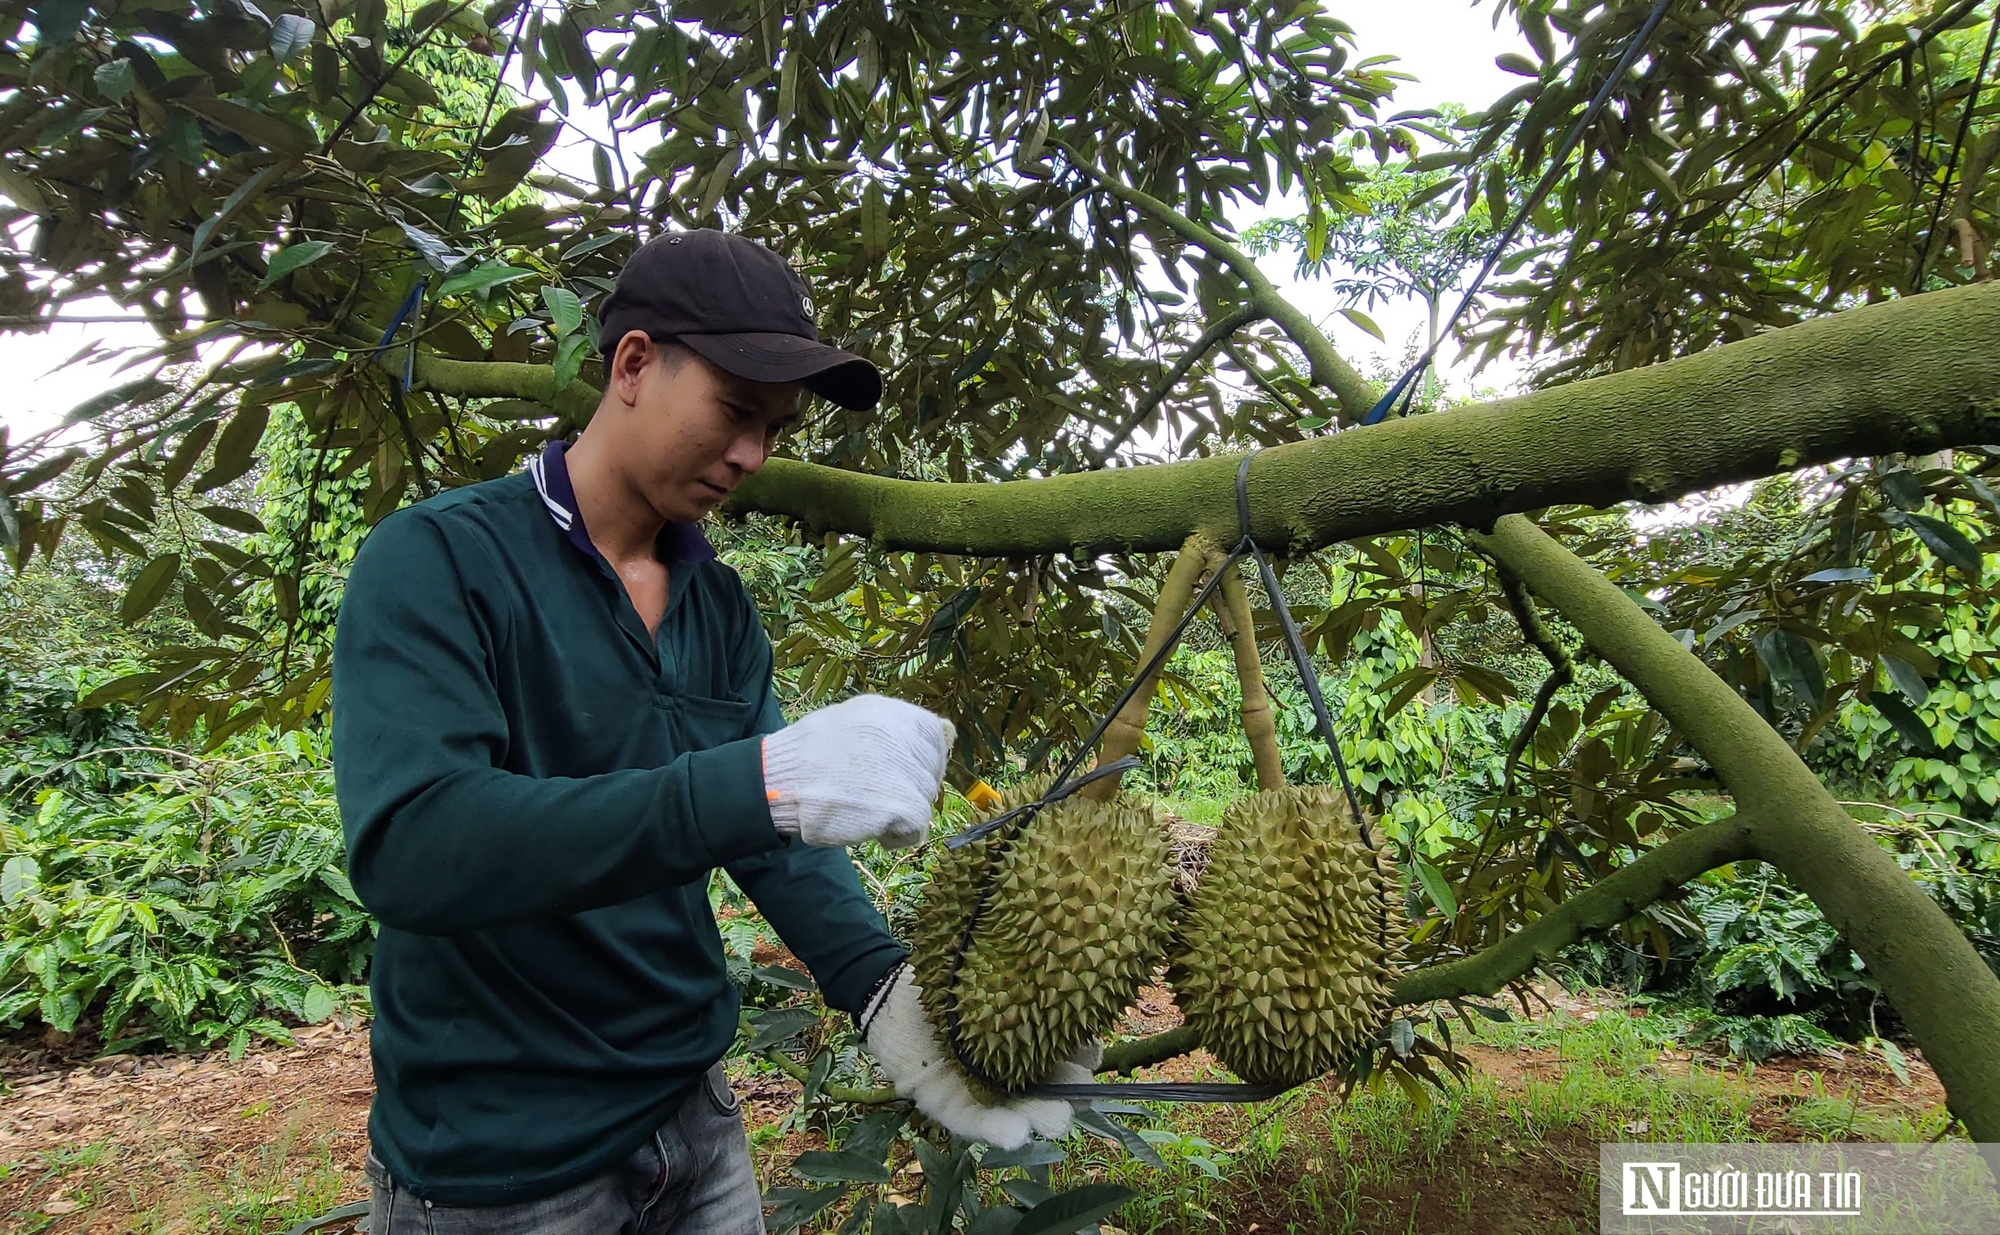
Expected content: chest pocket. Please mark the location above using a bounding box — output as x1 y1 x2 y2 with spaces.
673 694 759 750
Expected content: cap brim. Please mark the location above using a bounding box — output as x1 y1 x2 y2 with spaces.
679 332 882 411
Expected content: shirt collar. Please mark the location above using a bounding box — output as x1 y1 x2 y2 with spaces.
527 439 717 566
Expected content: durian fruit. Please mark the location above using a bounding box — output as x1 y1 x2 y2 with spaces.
910 780 1179 1091
1168 785 1407 1088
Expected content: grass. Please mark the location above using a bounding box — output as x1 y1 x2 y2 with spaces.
1015 1007 1950 1235
5 1116 354 1235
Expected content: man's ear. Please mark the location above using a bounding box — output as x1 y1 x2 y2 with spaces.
607 330 657 407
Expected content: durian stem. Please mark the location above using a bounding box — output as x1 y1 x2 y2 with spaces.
1211 550 1285 791
1094 813 1757 1077
1085 534 1214 801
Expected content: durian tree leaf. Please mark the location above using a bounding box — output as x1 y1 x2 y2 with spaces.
1071 1108 1164 1168
195 405 272 493
1878 468 1926 510
268 12 315 63
1008 1183 1136 1235
839 1108 909 1164
1451 662 1516 704
1338 306 1386 341
120 554 182 625
196 505 266 535
761 1185 846 1233
1387 1017 1417 1057
745 1006 816 1051
63 378 173 428
1754 629 1825 711
801 1049 833 1106
1867 691 1939 754
752 964 815 993
978 1139 1068 1170
1000 1179 1054 1208
789 1149 891 1184
438 261 537 298
258 239 337 289
1378 666 1440 719
966 1207 1023 1235
1885 510 1984 577
1798 565 1873 583
542 285 584 337
1880 655 1929 706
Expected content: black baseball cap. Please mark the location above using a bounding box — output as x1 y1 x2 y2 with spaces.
597 229 882 411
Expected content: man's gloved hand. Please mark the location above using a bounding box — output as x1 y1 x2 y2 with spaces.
762 694 954 850
861 962 1093 1150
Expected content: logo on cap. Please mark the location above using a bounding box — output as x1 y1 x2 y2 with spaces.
801 294 815 317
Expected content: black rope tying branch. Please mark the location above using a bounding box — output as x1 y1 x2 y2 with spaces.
934 451 1382 1103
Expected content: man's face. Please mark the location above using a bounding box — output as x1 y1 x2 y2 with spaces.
609 332 801 524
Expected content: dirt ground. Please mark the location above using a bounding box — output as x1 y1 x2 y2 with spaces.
0 989 1953 1235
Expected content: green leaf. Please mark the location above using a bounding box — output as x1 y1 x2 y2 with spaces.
1452 662 1516 704
790 1150 892 1185
1010 1183 1135 1235
967 1208 1023 1235
64 377 173 427
1868 691 1939 754
174 98 312 157
192 162 290 263
94 58 135 101
195 404 271 492
438 261 536 298
269 13 315 63
1339 306 1385 341
258 240 336 289
553 331 590 390
1755 630 1824 710
1963 475 2000 520
543 285 584 337
1878 468 1926 510
301 985 337 1024
752 964 815 992
1072 1109 1164 1167
120 553 182 625
1410 855 1457 920
1388 1016 1417 1056
1495 52 1540 77
1888 511 1983 576
978 1139 1069 1170
1 855 40 904
1881 655 1929 706
762 1185 846 1233
195 505 266 535
1379 666 1440 719
1799 566 1871 583
746 1007 816 1051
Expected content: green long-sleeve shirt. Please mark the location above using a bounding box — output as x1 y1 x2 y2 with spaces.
331 449 905 1205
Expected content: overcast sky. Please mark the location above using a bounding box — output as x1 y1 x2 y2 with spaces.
0 0 1530 440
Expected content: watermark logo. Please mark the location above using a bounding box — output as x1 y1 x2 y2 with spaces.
1619 1159 1862 1217
1600 1143 2000 1233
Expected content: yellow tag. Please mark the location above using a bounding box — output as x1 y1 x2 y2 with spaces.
965 779 1003 811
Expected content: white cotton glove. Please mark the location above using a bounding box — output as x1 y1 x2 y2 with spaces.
761 695 954 850
861 963 1082 1149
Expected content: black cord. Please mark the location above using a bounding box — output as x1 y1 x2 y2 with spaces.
1362 0 1676 425
1909 0 2000 293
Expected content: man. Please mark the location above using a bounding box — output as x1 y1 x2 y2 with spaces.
332 230 1078 1234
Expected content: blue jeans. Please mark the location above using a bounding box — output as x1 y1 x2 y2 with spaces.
365 1065 761 1235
